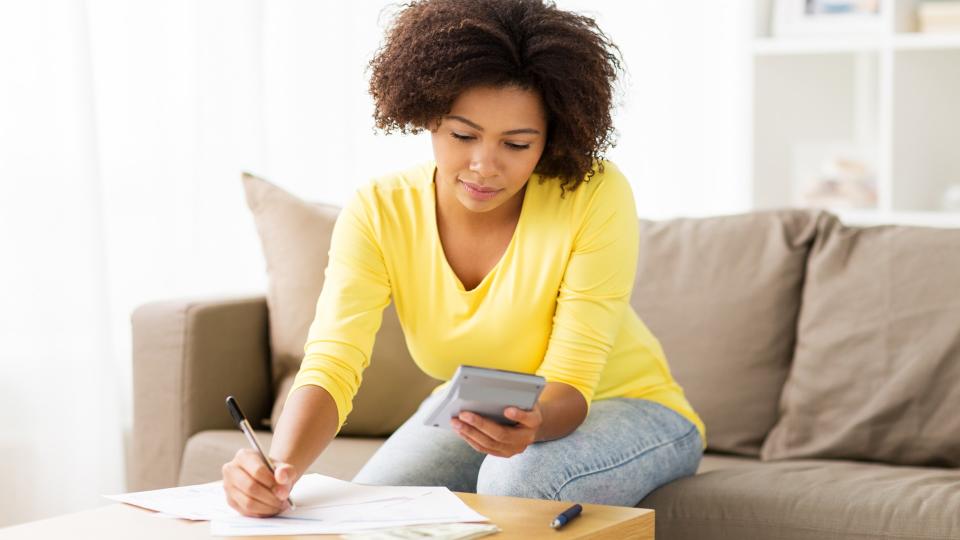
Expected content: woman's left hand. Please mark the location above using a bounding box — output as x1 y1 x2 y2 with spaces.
450 404 543 458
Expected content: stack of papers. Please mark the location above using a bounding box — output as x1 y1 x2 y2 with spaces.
105 474 491 537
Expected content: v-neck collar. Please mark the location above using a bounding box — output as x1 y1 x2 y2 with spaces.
428 164 531 294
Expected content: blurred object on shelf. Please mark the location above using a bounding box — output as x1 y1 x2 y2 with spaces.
918 1 960 33
809 0 880 15
942 184 960 211
792 141 878 209
773 0 886 37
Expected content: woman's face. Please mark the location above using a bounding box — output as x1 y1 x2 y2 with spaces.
430 85 547 215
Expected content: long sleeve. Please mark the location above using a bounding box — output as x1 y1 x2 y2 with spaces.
535 168 640 409
288 188 392 432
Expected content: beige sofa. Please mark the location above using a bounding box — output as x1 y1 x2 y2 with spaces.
129 184 960 539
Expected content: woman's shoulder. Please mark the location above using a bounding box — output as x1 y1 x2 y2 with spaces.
363 161 435 196
346 161 435 229
532 160 633 210
577 160 630 197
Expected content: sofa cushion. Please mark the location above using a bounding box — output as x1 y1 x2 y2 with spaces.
642 457 960 540
694 453 759 473
631 210 821 456
242 173 439 436
762 215 960 467
178 430 384 486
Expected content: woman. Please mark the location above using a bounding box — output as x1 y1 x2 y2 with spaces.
222 0 704 517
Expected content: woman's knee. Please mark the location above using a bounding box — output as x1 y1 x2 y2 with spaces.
475 422 702 505
476 452 560 500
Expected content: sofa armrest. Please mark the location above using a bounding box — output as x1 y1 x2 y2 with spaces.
128 295 272 491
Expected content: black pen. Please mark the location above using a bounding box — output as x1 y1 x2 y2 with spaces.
225 395 295 510
550 503 582 529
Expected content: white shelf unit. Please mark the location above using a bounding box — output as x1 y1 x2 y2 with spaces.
749 0 960 227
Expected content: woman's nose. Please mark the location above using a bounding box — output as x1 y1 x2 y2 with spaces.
469 145 499 178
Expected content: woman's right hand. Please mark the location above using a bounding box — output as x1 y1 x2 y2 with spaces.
222 449 298 517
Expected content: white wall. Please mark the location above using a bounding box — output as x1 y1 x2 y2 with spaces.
0 0 750 526
566 0 752 218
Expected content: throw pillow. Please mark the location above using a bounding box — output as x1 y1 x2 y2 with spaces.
761 214 960 466
631 210 822 455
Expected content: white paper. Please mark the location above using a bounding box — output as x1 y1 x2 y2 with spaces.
283 474 437 514
104 473 490 537
104 480 235 521
210 486 490 536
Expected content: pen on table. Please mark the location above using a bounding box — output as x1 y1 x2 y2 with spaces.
225 395 296 510
550 503 582 529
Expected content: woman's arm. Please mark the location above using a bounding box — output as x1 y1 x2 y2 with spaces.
535 165 639 415
268 385 340 480
222 187 391 517
534 381 588 442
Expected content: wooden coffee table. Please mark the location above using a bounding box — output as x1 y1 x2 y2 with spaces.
1 493 654 539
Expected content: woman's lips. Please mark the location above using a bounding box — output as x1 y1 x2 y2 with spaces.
460 180 501 201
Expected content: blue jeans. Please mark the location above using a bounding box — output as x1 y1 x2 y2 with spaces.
352 392 703 506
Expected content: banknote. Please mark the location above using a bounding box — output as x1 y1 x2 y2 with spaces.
342 522 501 540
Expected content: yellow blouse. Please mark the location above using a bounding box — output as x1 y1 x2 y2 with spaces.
290 160 705 443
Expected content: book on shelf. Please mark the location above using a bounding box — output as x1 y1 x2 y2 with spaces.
918 1 960 33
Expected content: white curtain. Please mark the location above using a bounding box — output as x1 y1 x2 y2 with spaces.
0 0 748 527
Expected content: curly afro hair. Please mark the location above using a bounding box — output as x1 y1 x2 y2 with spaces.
368 0 624 192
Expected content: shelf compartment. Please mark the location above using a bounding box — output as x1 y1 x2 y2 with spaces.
891 48 960 212
753 53 881 210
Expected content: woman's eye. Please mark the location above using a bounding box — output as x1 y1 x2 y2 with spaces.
450 131 528 150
